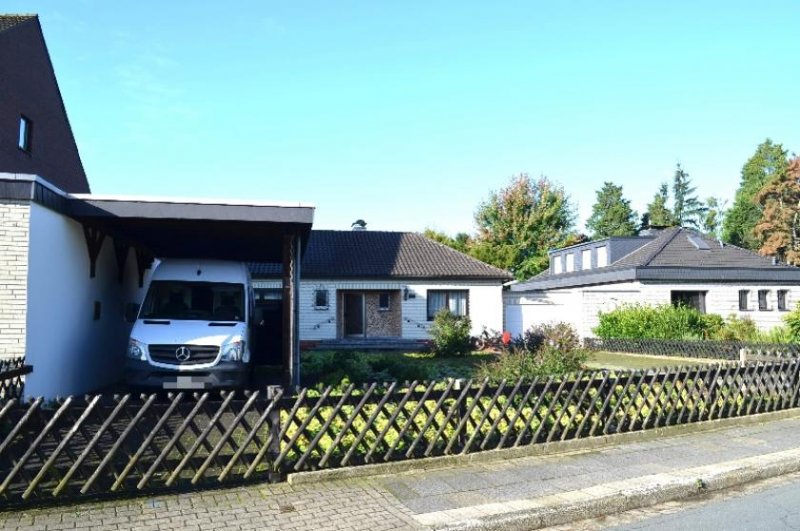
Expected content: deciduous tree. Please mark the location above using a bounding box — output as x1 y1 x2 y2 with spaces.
645 183 675 227
586 182 638 238
754 157 800 264
472 174 576 279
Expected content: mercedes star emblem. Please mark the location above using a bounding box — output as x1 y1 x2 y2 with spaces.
175 346 192 362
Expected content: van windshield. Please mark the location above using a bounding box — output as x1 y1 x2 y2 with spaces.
140 281 245 322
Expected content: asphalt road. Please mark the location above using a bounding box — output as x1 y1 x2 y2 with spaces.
610 476 800 531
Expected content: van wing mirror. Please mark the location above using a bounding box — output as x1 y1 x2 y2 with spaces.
125 303 140 323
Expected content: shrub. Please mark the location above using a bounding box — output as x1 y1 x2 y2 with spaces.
517 322 581 353
713 314 758 341
594 303 718 340
784 303 800 341
476 345 587 382
429 309 473 357
300 351 432 388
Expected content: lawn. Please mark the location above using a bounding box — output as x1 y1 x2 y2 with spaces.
585 350 721 371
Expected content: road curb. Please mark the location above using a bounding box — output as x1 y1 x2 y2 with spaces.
418 447 800 530
287 407 800 486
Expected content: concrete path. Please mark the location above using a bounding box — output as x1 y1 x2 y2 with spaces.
3 412 800 530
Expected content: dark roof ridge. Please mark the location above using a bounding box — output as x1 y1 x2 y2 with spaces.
640 226 683 267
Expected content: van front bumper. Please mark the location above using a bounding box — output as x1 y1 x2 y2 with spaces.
124 359 250 390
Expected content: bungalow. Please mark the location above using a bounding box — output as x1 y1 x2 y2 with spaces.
249 228 511 357
505 227 800 338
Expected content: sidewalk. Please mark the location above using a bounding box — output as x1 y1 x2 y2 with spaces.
3 411 800 530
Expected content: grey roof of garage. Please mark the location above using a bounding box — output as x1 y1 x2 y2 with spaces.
249 230 512 281
511 227 800 291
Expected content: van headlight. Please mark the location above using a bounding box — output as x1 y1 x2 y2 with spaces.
220 340 244 362
127 339 145 361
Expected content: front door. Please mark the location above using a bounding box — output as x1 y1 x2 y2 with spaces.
343 293 365 337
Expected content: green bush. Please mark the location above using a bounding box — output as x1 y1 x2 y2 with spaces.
713 314 758 341
476 345 587 382
594 303 718 340
300 351 432 388
784 303 800 341
429 309 472 357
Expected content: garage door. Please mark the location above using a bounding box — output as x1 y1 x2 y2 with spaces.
504 292 578 336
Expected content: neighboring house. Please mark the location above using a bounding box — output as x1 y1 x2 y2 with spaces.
505 227 800 338
0 15 89 193
250 229 512 351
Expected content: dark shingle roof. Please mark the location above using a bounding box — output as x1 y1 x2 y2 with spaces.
250 230 512 281
512 227 800 291
0 14 36 33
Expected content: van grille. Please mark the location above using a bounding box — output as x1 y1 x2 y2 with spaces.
149 345 219 365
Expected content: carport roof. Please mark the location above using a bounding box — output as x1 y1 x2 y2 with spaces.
69 193 314 263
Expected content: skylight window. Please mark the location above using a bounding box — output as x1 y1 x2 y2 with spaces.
18 115 32 152
687 234 710 250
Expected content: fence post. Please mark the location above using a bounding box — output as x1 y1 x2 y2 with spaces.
266 385 283 482
454 379 468 450
739 348 748 367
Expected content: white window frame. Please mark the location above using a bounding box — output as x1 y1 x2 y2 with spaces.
596 246 608 267
581 249 592 270
313 288 329 309
553 255 563 274
565 253 575 273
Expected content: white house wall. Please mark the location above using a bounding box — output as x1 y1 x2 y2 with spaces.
506 280 800 339
24 202 141 398
254 279 504 341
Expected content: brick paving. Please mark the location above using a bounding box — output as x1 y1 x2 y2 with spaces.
2 414 800 530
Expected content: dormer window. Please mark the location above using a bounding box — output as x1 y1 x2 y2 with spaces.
18 115 33 152
565 253 575 272
597 246 608 267
581 249 592 270
553 255 563 274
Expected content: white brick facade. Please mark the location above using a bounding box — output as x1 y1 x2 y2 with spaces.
505 281 800 339
0 200 30 359
254 279 504 341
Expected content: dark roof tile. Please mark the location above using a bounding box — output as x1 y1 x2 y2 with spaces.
250 230 512 281
0 14 36 33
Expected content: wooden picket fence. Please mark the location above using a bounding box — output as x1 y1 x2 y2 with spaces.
1 359 799 508
0 358 31 401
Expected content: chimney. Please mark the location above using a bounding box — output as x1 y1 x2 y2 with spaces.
351 219 367 231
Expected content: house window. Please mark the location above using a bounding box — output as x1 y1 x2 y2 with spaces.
581 249 592 270
427 290 468 320
18 115 32 152
671 291 706 313
778 290 789 311
738 290 750 311
553 255 563 274
597 246 608 267
378 292 390 311
565 253 575 272
758 290 771 311
314 289 329 309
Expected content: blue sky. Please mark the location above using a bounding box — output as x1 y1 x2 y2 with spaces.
8 1 800 233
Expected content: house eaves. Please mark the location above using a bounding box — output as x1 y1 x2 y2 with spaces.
636 266 800 283
509 267 638 291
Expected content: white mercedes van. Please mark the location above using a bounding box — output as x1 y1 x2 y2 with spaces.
124 259 253 389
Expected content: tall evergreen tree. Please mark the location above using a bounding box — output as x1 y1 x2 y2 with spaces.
471 174 576 279
672 163 707 229
645 183 675 227
722 139 790 249
586 182 637 238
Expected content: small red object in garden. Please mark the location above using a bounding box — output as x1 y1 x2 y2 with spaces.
501 331 512 345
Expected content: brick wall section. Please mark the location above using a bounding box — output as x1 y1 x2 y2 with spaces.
0 200 29 359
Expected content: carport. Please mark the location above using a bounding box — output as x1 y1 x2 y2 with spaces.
69 194 314 388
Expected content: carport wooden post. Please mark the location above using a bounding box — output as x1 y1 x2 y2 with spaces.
282 232 301 389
